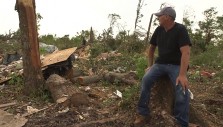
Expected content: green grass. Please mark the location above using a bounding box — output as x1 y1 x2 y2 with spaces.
120 84 140 109
134 55 148 80
191 45 223 68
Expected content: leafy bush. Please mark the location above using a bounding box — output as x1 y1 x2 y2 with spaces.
215 71 223 82
120 85 139 109
39 34 55 45
39 34 82 50
90 42 109 58
191 45 223 67
0 40 21 53
8 74 24 93
117 35 145 54
134 55 148 80
39 47 48 55
105 38 121 51
9 73 23 85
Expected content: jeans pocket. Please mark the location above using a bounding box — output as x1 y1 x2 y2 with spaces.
175 84 186 103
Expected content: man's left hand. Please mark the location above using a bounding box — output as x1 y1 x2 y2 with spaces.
176 75 189 90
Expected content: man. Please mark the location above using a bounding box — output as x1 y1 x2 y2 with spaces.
134 7 191 127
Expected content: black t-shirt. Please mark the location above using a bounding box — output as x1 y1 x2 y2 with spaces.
150 22 191 65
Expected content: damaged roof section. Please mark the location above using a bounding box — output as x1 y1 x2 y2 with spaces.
41 47 77 68
0 47 77 84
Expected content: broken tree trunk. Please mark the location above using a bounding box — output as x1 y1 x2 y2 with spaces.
68 71 138 85
103 72 138 85
15 0 44 95
46 74 89 107
65 67 84 82
71 68 84 77
89 27 94 43
151 75 208 127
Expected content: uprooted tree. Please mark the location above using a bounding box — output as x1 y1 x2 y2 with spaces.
15 0 44 95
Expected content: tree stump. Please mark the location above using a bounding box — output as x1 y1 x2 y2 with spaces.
151 75 208 126
151 76 175 115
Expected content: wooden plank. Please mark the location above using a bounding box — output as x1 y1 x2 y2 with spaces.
41 47 77 67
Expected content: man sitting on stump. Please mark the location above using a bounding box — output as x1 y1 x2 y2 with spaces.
134 7 191 127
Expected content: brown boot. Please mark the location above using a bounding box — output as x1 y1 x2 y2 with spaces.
133 115 150 127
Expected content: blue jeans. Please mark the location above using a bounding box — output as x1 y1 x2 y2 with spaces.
137 64 190 127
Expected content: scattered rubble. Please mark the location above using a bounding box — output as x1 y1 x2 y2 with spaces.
96 51 122 61
0 109 27 127
39 42 58 53
2 51 21 65
0 45 222 127
0 47 77 84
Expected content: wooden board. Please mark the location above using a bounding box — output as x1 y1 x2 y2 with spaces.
41 47 77 67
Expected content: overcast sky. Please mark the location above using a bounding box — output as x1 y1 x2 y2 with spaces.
0 0 223 37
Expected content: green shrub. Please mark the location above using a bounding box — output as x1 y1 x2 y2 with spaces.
8 73 24 93
9 73 23 85
120 85 139 109
117 35 145 54
215 70 223 82
105 38 120 51
0 40 21 53
39 34 55 45
191 45 223 67
134 55 148 80
39 47 48 55
30 89 52 103
90 42 108 58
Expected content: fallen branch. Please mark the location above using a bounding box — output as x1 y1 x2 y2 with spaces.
77 75 103 85
0 77 12 85
73 115 125 127
22 106 49 117
103 72 137 85
0 102 16 108
205 99 223 105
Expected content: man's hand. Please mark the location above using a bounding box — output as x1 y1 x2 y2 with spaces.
178 45 190 91
176 75 189 90
145 66 151 73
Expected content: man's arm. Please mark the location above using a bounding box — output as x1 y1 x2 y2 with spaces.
145 44 156 72
176 45 190 90
148 44 156 67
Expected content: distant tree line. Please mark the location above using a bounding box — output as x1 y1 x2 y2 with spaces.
1 6 223 56
183 7 223 53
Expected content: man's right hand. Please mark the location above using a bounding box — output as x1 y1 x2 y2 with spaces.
145 66 151 73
